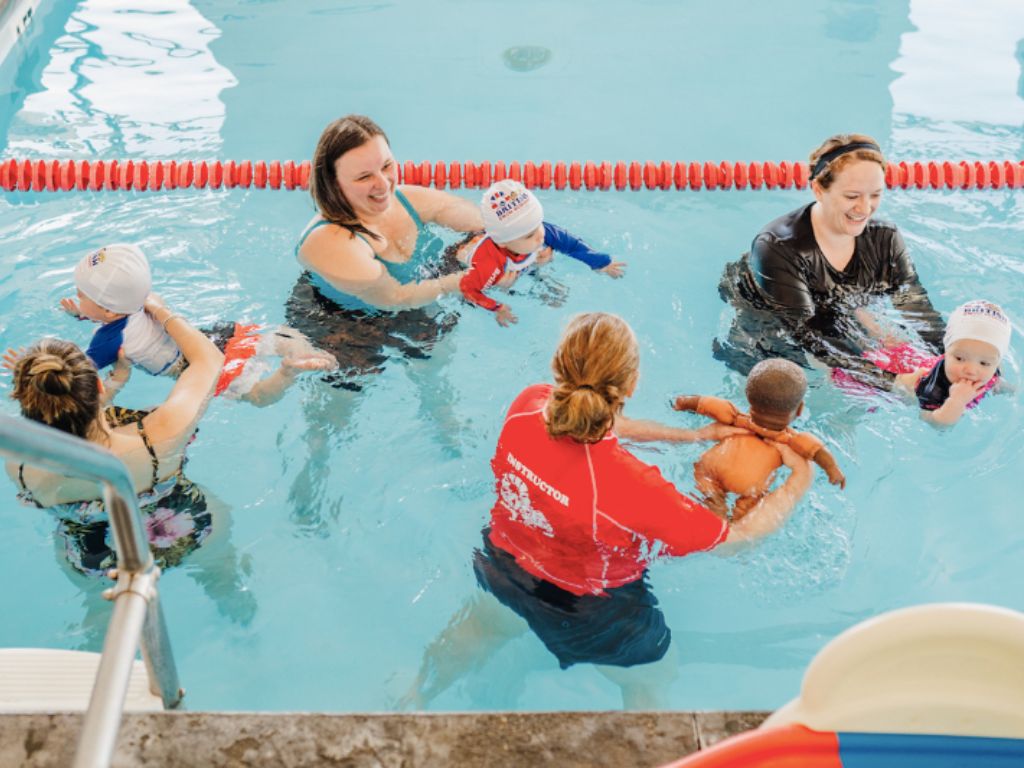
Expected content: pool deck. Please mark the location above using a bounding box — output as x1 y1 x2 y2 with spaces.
1 710 769 766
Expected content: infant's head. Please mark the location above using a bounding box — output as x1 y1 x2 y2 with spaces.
942 300 1011 386
746 358 807 429
480 180 545 256
73 243 151 322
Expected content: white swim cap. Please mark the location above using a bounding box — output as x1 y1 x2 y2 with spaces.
944 300 1012 359
480 180 543 244
73 243 152 315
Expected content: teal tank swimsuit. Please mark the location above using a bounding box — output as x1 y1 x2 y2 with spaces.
286 189 465 390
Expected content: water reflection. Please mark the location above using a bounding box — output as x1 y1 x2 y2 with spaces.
5 0 236 157
889 0 1024 156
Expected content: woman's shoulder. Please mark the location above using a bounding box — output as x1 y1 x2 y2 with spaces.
755 203 814 244
507 383 552 417
394 184 444 213
296 216 381 281
862 215 901 242
297 216 360 253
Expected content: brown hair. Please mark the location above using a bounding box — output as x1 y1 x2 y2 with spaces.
809 133 885 190
11 339 102 439
546 313 639 444
310 114 390 242
746 358 807 417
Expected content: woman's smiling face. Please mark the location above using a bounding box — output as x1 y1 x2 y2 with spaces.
813 159 885 237
334 135 398 219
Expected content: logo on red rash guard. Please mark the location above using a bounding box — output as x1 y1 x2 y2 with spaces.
499 472 555 537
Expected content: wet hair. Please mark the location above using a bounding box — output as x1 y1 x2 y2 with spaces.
547 313 639 444
310 114 390 242
809 133 885 190
746 358 807 417
10 338 102 439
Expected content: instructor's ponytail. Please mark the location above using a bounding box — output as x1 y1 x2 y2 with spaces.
547 313 638 444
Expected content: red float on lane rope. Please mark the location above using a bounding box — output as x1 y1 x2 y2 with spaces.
0 158 1020 192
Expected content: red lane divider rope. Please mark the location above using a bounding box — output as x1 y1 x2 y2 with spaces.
1 158 1022 192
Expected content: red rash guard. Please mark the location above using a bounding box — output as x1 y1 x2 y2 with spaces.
488 384 728 596
460 237 518 312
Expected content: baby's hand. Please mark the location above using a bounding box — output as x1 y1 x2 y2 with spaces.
60 297 84 319
534 247 554 266
598 261 627 279
671 395 700 412
495 305 518 327
2 347 25 373
827 466 847 490
948 379 985 405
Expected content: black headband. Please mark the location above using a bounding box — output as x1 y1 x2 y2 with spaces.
810 142 881 180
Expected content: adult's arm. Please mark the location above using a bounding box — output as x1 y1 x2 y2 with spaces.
615 415 746 443
140 297 223 449
748 235 816 314
398 185 484 232
298 223 462 310
719 442 812 546
885 228 945 352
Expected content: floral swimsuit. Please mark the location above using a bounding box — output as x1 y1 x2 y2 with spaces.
17 407 211 577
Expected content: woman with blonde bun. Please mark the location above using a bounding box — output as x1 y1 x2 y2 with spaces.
405 312 812 709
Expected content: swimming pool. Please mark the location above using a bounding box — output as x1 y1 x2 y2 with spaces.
1 0 1022 712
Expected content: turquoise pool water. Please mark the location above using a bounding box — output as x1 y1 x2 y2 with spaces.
1 0 1022 711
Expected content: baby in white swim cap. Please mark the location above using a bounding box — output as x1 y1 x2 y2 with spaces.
61 243 337 406
460 180 626 327
895 299 1012 426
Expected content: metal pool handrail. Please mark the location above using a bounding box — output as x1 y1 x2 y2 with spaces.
0 414 183 768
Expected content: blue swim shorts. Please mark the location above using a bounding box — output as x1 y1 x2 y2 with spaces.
473 531 671 669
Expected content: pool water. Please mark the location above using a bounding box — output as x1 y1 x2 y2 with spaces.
0 0 1022 711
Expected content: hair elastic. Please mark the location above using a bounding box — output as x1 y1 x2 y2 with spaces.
811 142 881 180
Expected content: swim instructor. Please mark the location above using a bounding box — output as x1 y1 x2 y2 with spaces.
714 133 945 382
405 313 813 709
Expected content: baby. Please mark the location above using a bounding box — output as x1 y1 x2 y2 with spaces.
460 180 626 326
62 243 337 406
894 300 1011 426
674 358 845 520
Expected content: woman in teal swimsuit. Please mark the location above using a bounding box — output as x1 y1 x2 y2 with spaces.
287 114 485 388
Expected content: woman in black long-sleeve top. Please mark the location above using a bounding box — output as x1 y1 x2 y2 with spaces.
714 133 945 385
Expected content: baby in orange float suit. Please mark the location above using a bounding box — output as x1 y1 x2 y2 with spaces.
674 358 845 521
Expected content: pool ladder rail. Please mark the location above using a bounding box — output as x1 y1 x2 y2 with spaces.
0 413 183 768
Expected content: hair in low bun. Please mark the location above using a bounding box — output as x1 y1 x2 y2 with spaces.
11 339 101 438
546 313 639 444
